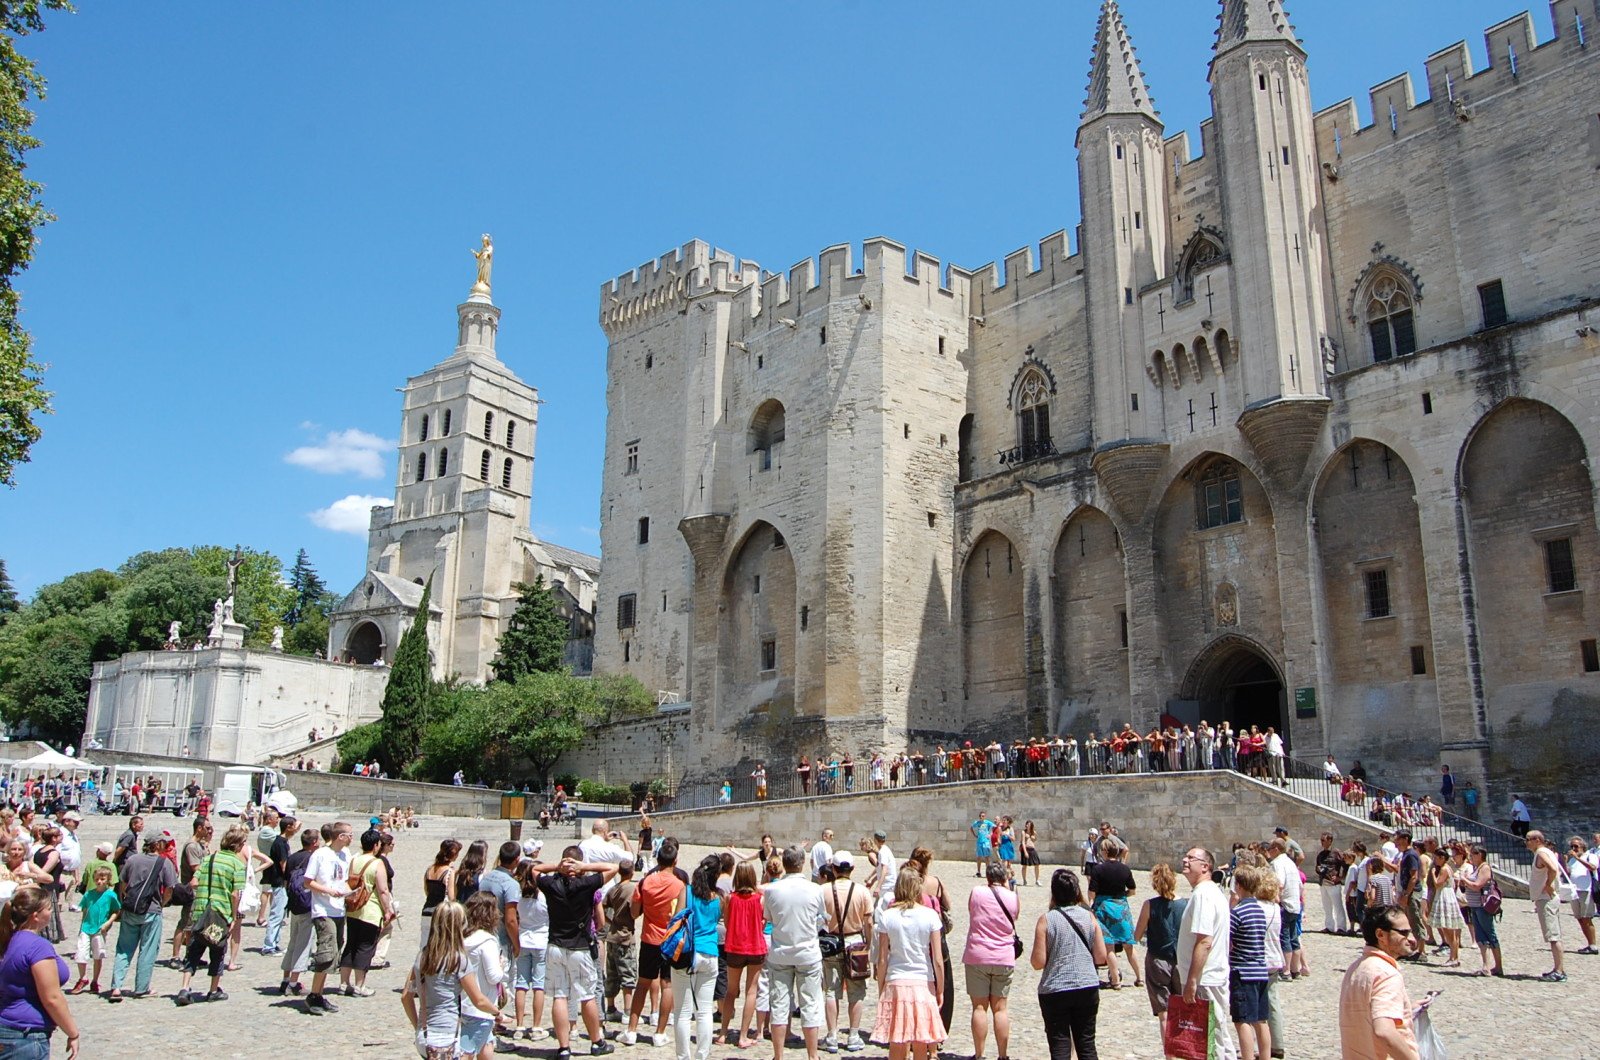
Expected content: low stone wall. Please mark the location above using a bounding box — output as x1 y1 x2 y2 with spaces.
616 771 1530 897
282 770 505 819
553 711 692 786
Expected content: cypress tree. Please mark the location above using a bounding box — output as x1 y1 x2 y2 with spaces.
378 575 433 773
490 576 569 683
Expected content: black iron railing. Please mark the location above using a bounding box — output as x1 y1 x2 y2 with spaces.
996 440 1057 466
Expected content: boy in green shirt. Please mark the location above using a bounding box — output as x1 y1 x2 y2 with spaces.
75 865 122 994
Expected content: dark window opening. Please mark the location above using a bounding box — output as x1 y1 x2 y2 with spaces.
1125 287 1134 305
1119 610 1129 648
1478 280 1508 329
1131 393 1139 411
625 443 639 475
441 409 451 436
1281 146 1291 166
820 326 827 345
415 452 427 483
957 414 975 483
637 517 650 545
1410 645 1427 675
437 447 448 477
757 354 764 369
927 511 937 528
1583 639 1599 673
1365 568 1392 619
479 450 490 481
1116 144 1124 160
938 336 946 356
617 594 637 630
1421 392 1433 415
772 530 785 549
904 423 911 440
501 457 513 489
800 605 809 631
623 640 630 663
753 574 761 595
1546 537 1578 593
1196 462 1244 529
760 637 777 673
484 411 494 439
1259 74 1268 90
645 353 653 369
506 421 515 450
419 414 429 442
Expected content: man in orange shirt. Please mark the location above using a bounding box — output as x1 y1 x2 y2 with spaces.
1339 905 1422 1060
621 837 688 1047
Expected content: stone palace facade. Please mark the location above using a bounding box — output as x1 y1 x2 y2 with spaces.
592 0 1600 818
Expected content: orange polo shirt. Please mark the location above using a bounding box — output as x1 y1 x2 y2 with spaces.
1338 947 1416 1060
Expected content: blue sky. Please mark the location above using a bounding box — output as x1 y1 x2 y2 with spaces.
1 0 1531 596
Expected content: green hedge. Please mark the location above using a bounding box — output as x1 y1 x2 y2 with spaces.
576 779 632 806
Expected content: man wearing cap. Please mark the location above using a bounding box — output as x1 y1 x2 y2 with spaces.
107 835 177 1001
820 852 872 1053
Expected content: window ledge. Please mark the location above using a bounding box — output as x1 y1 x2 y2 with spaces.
1193 520 1249 539
758 668 777 677
1361 613 1396 623
1543 589 1583 602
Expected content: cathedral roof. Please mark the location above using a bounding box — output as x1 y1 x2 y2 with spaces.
1213 0 1301 55
331 570 446 617
1081 1 1157 125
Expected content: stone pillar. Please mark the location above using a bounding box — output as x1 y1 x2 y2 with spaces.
678 514 730 774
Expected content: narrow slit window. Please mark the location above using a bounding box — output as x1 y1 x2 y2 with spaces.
501 458 513 489
753 574 761 595
437 447 448 477
1583 639 1600 673
1421 392 1433 415
415 452 427 482
441 409 451 436
1410 645 1427 675
760 637 777 673
479 449 490 481
484 411 494 439
637 517 650 545
506 421 515 450
419 414 430 443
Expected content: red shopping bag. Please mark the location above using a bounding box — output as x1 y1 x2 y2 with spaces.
1163 994 1212 1060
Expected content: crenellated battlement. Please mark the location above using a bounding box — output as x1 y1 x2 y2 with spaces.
599 240 760 336
969 230 1081 306
1311 1 1597 168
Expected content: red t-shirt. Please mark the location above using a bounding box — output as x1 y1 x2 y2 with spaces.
725 891 766 956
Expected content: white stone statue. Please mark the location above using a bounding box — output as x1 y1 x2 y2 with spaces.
166 620 181 646
209 598 225 637
222 595 236 624
471 233 493 295
271 625 284 652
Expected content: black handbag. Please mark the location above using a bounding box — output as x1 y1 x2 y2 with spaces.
818 880 855 958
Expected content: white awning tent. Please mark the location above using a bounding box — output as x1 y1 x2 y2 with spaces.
6 748 99 776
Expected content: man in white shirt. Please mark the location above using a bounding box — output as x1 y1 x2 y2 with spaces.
1177 847 1240 1060
1269 838 1307 978
56 811 83 890
810 829 834 882
303 820 352 1014
579 819 634 896
764 846 827 1060
1264 728 1286 786
869 830 897 900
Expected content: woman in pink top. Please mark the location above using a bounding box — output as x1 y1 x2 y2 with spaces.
963 864 1019 1060
718 862 767 1047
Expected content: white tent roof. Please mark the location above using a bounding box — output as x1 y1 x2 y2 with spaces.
11 748 95 770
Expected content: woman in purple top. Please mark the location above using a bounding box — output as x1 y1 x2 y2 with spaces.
0 887 79 1058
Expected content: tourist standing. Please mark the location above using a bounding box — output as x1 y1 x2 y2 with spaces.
810 829 835 883
533 846 619 1057
0 887 79 1057
1338 906 1422 1058
261 814 297 956
820 853 871 1053
1316 832 1349 934
517 856 553 1041
460 892 509 1059
173 824 249 1006
870 869 945 1060
764 845 828 1060
278 827 320 996
1087 846 1139 990
623 837 688 1046
1456 845 1502 976
106 835 175 1001
254 806 280 930
1019 822 1041 888
1177 847 1239 1060
1227 866 1273 1060
402 900 498 1060
963 864 1018 1060
1565 837 1598 955
339 829 395 996
721 860 767 1048
1133 862 1186 1037
1031 867 1105 1060
1526 830 1568 982
970 813 992 878
1267 838 1306 978
672 856 724 1060
420 839 461 948
1427 847 1464 966
303 820 353 1014
1511 794 1532 837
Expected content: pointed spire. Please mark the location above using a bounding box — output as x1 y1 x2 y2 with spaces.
1213 0 1301 55
1081 1 1158 126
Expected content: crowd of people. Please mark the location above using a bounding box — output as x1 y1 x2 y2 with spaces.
0 783 1580 1058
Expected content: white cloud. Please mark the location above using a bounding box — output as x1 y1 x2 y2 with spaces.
285 428 394 478
309 495 393 535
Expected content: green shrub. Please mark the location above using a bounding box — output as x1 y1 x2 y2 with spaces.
336 722 383 770
576 779 632 806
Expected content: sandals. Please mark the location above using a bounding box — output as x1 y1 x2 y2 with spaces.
1133 979 1144 987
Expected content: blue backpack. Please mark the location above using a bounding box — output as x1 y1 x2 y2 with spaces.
659 904 695 970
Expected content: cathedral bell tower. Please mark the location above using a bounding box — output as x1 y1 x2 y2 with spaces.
1208 0 1332 483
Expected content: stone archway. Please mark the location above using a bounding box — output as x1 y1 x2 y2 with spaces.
1181 635 1287 748
345 621 385 665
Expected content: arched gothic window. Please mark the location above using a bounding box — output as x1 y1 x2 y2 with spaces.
479 449 490 481
441 409 452 436
506 421 516 450
419 414 429 443
437 447 449 477
1015 369 1052 460
415 452 427 482
749 400 786 472
1366 274 1417 362
483 411 494 439
502 458 513 489
1195 461 1243 530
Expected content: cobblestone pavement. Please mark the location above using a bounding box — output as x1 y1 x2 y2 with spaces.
57 812 1597 1058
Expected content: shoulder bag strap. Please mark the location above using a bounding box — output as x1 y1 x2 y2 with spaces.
844 881 856 933
129 857 162 914
1053 905 1093 955
989 884 1018 930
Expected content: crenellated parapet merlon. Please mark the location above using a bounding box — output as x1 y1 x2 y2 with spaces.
599 240 760 337
970 230 1083 306
1311 2 1597 168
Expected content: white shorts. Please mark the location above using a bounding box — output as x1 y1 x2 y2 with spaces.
547 945 597 1004
766 961 824 1030
75 932 106 963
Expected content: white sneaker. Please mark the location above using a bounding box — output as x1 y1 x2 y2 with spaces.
618 1031 637 1046
527 1028 550 1041
843 1032 866 1052
821 1034 839 1054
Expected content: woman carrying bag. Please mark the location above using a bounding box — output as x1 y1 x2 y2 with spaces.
1031 868 1107 1060
173 825 249 1006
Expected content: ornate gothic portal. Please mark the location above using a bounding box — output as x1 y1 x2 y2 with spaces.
1181 637 1288 746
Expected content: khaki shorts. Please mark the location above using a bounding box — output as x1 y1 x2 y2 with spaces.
963 962 1013 999
767 961 824 1029
1535 898 1563 944
548 944 598 1003
311 916 345 973
821 955 866 1003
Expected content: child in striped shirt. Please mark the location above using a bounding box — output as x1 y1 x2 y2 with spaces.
1229 866 1274 1060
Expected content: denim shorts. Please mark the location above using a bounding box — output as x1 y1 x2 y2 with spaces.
515 947 547 992
1229 974 1270 1024
458 1014 495 1055
1279 911 1303 953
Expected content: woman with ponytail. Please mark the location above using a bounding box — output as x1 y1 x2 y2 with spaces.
401 900 496 1060
0 886 79 1057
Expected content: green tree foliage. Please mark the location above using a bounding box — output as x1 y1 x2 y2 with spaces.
191 546 293 645
0 559 17 624
115 549 221 649
335 721 383 771
497 670 602 784
0 1 71 487
489 577 569 683
377 576 433 773
285 548 331 627
591 671 655 721
284 608 328 657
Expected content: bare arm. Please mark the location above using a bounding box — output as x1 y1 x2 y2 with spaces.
460 970 495 1015
1371 1017 1421 1060
929 926 945 1000
401 968 421 1029
33 959 79 1054
1030 913 1049 971
1134 899 1151 944
1183 934 1213 1002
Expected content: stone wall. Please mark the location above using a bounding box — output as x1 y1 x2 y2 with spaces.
284 770 505 819
614 771 1528 896
552 711 692 788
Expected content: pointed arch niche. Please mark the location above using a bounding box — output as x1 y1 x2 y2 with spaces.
716 521 796 717
962 530 1025 722
1052 508 1129 733
1313 440 1436 756
1462 400 1600 742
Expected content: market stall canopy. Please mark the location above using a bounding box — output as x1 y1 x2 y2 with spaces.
10 748 97 771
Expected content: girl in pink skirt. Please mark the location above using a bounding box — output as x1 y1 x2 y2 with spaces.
871 869 947 1059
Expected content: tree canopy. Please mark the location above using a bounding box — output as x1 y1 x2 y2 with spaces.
376 575 432 773
489 577 569 683
0 1 71 487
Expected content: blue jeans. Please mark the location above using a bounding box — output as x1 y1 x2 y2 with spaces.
111 909 164 994
0 1025 50 1059
1469 906 1499 949
263 885 289 952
